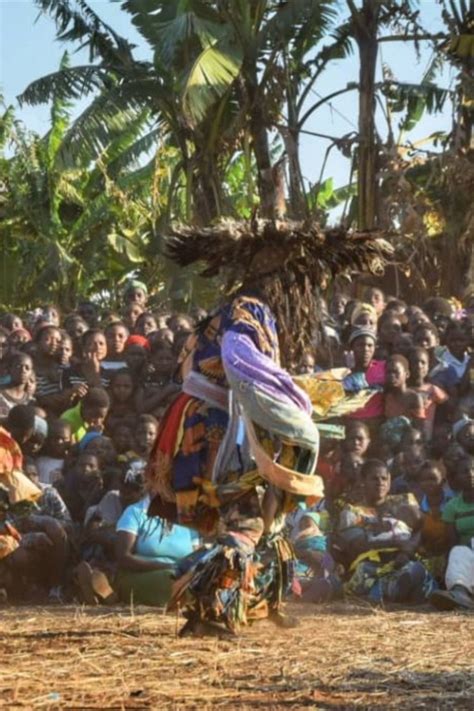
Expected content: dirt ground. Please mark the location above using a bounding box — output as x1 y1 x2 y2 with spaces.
0 601 473 710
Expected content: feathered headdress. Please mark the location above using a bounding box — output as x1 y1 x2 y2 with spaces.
165 218 393 363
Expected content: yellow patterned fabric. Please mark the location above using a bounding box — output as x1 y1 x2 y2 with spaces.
293 371 375 421
293 372 346 418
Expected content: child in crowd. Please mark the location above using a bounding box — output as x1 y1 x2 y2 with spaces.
56 452 104 524
35 420 72 485
103 322 129 372
418 459 452 576
110 422 137 463
384 355 426 428
137 342 180 418
430 455 474 610
0 353 36 420
391 443 427 500
408 347 448 441
134 415 159 463
61 387 110 442
105 369 137 434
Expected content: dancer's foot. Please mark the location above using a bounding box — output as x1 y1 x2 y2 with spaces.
179 617 236 639
269 610 300 629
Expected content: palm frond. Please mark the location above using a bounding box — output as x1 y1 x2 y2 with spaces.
260 0 337 51
18 65 110 106
182 40 243 124
106 126 161 177
35 0 134 64
54 86 145 169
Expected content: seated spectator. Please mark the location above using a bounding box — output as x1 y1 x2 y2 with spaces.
377 312 403 359
103 322 129 372
106 369 137 434
430 322 469 391
335 459 435 603
408 347 448 441
64 329 110 390
135 312 158 338
35 419 72 485
350 302 378 330
123 280 148 309
453 417 474 456
384 355 426 428
124 340 150 383
80 434 118 471
123 302 144 332
418 459 452 577
0 353 36 421
138 342 180 418
110 422 136 463
61 387 110 442
56 452 104 524
430 455 474 610
115 492 198 606
134 415 159 463
0 410 70 601
364 287 386 316
344 328 386 431
423 297 454 340
391 443 427 500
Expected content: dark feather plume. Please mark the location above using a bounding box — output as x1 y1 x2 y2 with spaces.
165 219 393 364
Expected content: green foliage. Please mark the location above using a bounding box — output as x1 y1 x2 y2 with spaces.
0 81 161 309
5 0 474 308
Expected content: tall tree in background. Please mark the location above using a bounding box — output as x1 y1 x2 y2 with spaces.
21 0 340 221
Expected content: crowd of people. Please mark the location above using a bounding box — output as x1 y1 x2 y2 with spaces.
1 279 474 614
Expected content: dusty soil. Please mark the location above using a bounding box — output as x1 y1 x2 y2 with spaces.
0 601 473 709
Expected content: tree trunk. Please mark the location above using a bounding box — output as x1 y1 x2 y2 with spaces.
284 127 307 218
247 83 278 219
355 1 380 231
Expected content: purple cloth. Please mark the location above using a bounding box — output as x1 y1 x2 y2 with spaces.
222 331 312 415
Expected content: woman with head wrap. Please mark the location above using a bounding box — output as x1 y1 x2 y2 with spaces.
350 302 378 329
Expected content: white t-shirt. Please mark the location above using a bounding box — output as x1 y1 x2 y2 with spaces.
35 456 64 485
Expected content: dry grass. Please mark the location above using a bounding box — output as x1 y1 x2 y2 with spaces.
0 601 473 709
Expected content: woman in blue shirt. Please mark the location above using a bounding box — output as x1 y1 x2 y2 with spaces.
115 496 198 606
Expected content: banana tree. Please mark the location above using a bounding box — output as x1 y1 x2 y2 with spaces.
1 56 162 309
24 0 343 221
343 0 439 230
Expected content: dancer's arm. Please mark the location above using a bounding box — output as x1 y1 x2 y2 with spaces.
262 486 280 534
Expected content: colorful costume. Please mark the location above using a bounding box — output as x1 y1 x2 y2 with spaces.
146 218 392 632
147 294 321 629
